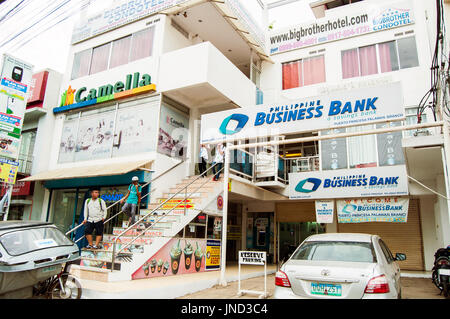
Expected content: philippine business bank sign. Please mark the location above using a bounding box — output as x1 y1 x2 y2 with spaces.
200 82 404 144
289 165 409 200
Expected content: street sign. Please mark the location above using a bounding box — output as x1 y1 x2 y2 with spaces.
237 251 268 299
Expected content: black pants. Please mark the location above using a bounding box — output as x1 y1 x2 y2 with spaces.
212 162 223 180
199 158 207 176
85 220 104 236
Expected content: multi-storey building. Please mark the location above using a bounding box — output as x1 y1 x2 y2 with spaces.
21 0 450 288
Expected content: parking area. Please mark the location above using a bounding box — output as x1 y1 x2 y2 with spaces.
178 274 446 299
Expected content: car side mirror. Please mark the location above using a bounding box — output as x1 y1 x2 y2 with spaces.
395 253 406 261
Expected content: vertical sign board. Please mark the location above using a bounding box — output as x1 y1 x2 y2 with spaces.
206 239 221 271
0 54 33 160
238 251 267 299
315 200 334 223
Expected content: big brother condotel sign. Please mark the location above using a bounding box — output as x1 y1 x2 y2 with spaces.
200 82 404 144
289 165 408 200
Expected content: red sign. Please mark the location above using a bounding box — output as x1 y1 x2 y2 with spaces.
1 180 34 196
27 71 48 106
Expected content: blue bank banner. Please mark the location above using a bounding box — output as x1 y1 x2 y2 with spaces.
201 82 404 144
337 197 409 223
289 165 409 200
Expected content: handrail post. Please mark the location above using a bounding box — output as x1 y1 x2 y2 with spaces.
184 187 187 216
111 238 117 272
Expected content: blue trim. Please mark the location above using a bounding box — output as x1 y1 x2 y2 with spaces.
53 99 97 114
44 170 150 189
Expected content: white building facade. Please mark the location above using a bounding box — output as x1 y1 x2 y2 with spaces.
22 0 450 281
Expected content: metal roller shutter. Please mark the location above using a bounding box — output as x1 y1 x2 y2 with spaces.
338 199 424 271
276 202 316 222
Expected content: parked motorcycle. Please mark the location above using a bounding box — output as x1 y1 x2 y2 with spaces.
432 246 450 298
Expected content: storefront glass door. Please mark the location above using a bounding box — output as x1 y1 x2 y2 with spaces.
278 222 326 262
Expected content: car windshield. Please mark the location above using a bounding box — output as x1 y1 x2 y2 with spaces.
0 227 73 256
291 241 376 263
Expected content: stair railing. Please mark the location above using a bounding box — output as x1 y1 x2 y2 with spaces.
111 163 224 271
65 160 185 243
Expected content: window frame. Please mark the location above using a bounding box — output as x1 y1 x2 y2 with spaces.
341 35 419 79
282 54 326 90
378 239 395 264
71 26 156 80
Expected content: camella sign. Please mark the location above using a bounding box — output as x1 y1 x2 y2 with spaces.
53 72 155 114
289 165 409 200
200 82 404 144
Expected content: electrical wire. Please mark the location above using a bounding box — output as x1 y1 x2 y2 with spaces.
0 0 72 49
417 0 448 123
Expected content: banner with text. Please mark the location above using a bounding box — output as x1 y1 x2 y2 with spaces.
269 0 414 54
337 197 409 223
315 200 334 223
0 54 33 160
239 251 266 266
72 0 188 44
201 82 404 144
289 165 408 200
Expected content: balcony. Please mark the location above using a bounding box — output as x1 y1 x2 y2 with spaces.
229 147 319 188
17 153 33 175
158 42 256 109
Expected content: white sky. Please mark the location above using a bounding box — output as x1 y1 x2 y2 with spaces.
0 0 314 74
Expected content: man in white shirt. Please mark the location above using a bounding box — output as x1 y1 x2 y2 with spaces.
199 144 209 177
212 143 226 181
83 188 107 249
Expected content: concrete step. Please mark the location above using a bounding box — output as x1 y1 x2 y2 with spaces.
168 185 216 194
112 227 165 237
157 197 203 205
103 234 153 245
70 264 110 282
82 243 144 254
80 257 122 271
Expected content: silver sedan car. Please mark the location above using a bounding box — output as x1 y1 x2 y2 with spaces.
274 233 406 299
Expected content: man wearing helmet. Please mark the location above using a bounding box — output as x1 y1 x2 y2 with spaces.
120 176 142 226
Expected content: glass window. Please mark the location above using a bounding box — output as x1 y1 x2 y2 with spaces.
71 49 92 80
405 107 429 137
90 43 111 75
130 27 155 62
379 239 394 263
0 227 73 256
282 55 325 89
341 48 359 79
359 45 378 76
109 35 132 69
397 36 419 69
18 130 36 174
303 55 326 86
282 60 301 90
378 41 399 73
292 241 376 263
347 125 377 168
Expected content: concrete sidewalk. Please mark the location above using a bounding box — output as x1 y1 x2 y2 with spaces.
178 273 446 299
78 264 277 299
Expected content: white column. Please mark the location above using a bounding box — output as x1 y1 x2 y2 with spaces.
219 145 231 286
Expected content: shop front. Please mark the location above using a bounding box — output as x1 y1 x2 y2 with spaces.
287 165 426 270
42 167 152 237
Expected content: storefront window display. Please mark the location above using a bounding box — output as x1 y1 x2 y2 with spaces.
157 103 189 160
58 96 160 163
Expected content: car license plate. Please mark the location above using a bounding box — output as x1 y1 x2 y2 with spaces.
41 265 58 273
311 283 342 296
438 269 450 276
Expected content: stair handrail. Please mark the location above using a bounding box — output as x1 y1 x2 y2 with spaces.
66 160 185 240
111 163 224 271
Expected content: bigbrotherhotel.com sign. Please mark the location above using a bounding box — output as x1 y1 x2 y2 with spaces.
269 0 414 54
200 82 404 144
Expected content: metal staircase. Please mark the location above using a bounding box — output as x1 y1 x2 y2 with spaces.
68 164 224 282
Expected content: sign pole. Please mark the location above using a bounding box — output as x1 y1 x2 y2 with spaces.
2 184 12 221
219 144 230 286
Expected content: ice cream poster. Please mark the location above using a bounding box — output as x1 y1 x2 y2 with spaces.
132 238 207 280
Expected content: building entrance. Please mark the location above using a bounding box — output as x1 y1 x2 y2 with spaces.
278 222 325 263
